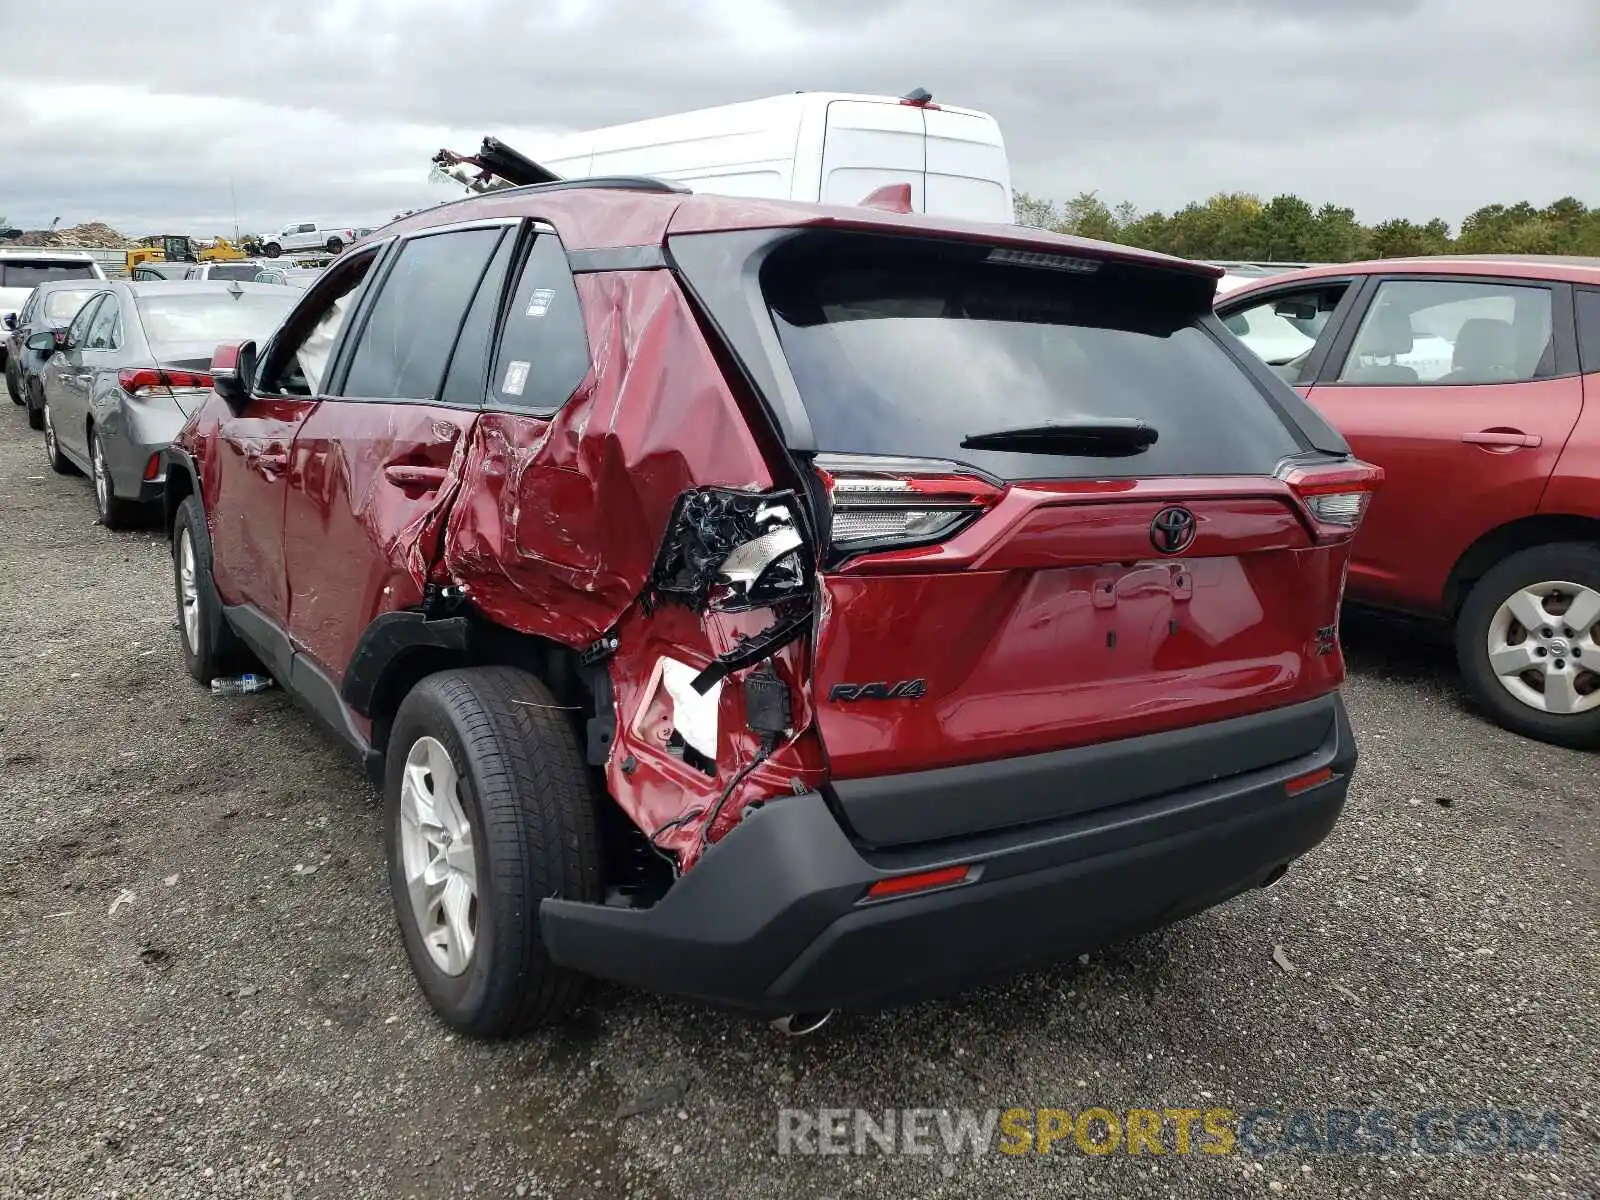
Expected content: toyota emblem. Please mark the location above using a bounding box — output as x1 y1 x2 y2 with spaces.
1150 506 1197 555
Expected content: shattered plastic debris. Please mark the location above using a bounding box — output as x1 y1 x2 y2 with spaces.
107 889 136 917
651 489 808 612
1271 945 1297 974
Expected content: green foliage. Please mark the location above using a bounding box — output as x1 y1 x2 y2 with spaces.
1012 191 1600 261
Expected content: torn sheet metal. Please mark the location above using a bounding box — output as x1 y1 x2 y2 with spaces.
442 269 779 647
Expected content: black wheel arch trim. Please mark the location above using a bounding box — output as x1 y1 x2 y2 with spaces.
160 445 203 534
342 611 472 718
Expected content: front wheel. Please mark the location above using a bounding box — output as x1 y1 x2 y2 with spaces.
1456 542 1600 749
25 378 44 430
263 242 282 259
42 402 76 475
5 359 20 405
172 495 250 683
325 237 344 254
385 668 602 1038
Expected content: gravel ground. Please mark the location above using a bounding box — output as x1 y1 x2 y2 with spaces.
0 395 1596 1200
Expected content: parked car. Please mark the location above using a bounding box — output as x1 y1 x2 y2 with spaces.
164 180 1377 1037
4 280 100 427
0 248 106 344
1218 256 1600 747
33 280 297 527
261 222 356 258
252 266 322 288
180 261 269 282
129 260 194 281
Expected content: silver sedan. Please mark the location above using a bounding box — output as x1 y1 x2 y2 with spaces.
33 280 298 527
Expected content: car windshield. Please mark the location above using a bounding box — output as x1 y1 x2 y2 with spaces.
42 288 97 321
764 234 1301 481
135 290 298 347
0 261 98 286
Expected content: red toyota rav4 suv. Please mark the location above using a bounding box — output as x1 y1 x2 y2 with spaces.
164 179 1378 1036
1219 259 1600 749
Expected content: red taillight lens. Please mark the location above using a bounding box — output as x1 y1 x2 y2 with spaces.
864 864 972 899
1285 767 1334 796
118 368 214 397
142 453 162 482
814 453 1003 556
1277 459 1384 541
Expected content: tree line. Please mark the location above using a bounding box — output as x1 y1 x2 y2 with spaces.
1012 192 1600 262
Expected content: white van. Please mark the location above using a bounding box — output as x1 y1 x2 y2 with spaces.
528 91 1014 224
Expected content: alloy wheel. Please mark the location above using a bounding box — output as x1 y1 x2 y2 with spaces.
398 735 478 976
42 404 56 462
93 438 110 518
177 528 200 653
1485 580 1600 716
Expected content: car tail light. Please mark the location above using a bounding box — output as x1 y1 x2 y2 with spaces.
118 368 214 399
142 453 162 482
813 454 1004 556
1276 459 1384 541
1285 766 1334 796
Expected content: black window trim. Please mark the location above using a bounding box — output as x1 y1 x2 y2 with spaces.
1215 274 1366 387
1313 272 1578 387
1569 286 1600 375
323 216 530 409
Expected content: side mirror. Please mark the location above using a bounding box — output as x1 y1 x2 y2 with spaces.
211 340 258 409
26 331 58 352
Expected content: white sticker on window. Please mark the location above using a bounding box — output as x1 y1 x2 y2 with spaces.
502 360 530 396
525 288 556 318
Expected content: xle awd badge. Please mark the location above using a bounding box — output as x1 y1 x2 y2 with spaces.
1150 506 1197 555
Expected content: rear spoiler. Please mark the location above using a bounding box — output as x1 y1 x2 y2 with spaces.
431 137 562 193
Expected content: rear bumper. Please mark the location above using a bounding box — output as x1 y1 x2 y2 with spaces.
541 694 1357 1014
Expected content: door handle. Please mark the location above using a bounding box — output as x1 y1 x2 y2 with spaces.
384 464 449 488
1461 430 1541 449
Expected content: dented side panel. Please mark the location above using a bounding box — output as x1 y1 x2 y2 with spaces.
443 270 779 645
281 402 479 682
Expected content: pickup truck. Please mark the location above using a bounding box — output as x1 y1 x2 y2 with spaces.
260 223 357 258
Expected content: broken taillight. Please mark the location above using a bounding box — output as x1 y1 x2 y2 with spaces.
813 454 1004 556
1276 458 1384 542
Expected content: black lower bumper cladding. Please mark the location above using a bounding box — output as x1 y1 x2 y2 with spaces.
540 695 1358 1014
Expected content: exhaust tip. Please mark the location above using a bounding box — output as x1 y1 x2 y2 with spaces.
771 1011 834 1037
1258 863 1290 890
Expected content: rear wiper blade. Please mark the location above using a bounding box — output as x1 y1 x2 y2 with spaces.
960 418 1158 456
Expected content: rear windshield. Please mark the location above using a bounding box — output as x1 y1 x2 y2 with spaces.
763 235 1302 480
42 288 97 321
0 261 98 287
205 263 265 281
135 290 297 347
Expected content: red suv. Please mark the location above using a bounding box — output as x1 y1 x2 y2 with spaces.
164 180 1378 1035
1219 259 1600 748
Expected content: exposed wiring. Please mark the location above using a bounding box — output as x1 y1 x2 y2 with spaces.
698 742 774 849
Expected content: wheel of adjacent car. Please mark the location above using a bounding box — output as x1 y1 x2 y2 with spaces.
384 667 602 1038
42 401 76 475
263 242 282 259
172 495 249 683
1456 542 1600 749
325 237 344 254
24 378 44 431
91 427 141 529
5 359 20 405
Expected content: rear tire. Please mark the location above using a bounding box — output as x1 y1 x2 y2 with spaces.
25 378 44 430
173 495 249 683
384 668 602 1038
5 358 20 404
1455 542 1600 749
42 401 76 475
263 242 282 259
91 429 143 529
325 237 343 254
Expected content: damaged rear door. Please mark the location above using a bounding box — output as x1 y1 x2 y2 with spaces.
281 223 518 680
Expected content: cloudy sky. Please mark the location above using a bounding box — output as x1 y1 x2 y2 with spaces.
0 0 1594 238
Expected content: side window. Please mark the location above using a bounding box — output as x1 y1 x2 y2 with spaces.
257 251 379 396
488 233 591 414
1577 289 1600 375
1221 284 1348 384
341 228 503 401
19 292 37 323
67 295 104 348
87 297 120 350
440 233 517 406
1337 279 1554 385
